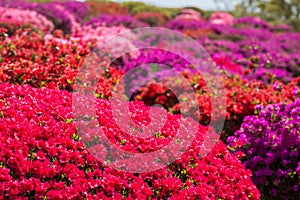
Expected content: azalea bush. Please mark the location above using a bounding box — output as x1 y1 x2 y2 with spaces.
0 6 54 32
54 1 89 23
0 83 261 199
1 0 79 33
86 0 129 16
71 25 139 60
134 12 169 26
165 14 300 83
0 28 89 90
85 14 147 29
0 0 300 198
174 9 202 21
0 28 123 98
227 99 300 199
209 12 234 26
133 72 299 140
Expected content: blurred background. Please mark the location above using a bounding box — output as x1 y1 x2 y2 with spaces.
28 0 300 31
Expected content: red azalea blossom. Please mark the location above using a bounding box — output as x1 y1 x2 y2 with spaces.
0 83 260 199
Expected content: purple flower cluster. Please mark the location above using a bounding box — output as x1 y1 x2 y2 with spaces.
227 99 300 199
234 16 271 29
85 14 147 29
113 48 199 97
166 18 208 31
161 14 300 84
196 25 300 83
54 1 89 22
0 0 78 33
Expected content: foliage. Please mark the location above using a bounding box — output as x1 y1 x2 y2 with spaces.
120 1 179 17
234 0 300 31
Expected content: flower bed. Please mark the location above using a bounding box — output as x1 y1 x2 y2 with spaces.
0 83 260 199
134 72 299 140
0 0 299 198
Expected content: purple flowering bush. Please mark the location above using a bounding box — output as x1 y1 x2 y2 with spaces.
0 0 79 33
227 99 300 199
85 14 147 29
166 18 208 31
54 1 89 22
234 16 272 29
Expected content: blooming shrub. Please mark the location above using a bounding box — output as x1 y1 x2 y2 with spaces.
0 6 54 32
85 14 147 29
200 29 300 83
209 12 234 26
0 0 79 33
212 54 243 75
166 14 300 83
53 1 89 23
0 83 260 199
134 12 169 26
174 9 202 20
71 25 139 59
1 0 300 198
234 16 271 29
0 28 88 90
182 28 214 39
0 28 123 98
167 18 207 31
134 73 300 141
86 0 129 16
227 99 300 199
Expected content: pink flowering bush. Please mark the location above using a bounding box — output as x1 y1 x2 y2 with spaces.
174 9 202 20
0 6 54 32
72 25 140 59
209 12 234 26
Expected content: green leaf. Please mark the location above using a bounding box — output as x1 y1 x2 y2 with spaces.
0 111 4 118
65 118 74 124
71 133 81 141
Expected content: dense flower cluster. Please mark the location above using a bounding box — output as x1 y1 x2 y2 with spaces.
165 13 300 83
0 6 54 32
0 83 260 199
234 16 271 29
174 9 202 20
85 14 147 29
134 12 169 26
227 99 300 199
167 18 207 31
71 25 139 59
0 0 79 33
0 0 299 198
134 73 299 140
54 1 89 23
0 28 88 89
0 28 123 98
86 0 129 16
209 12 234 26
